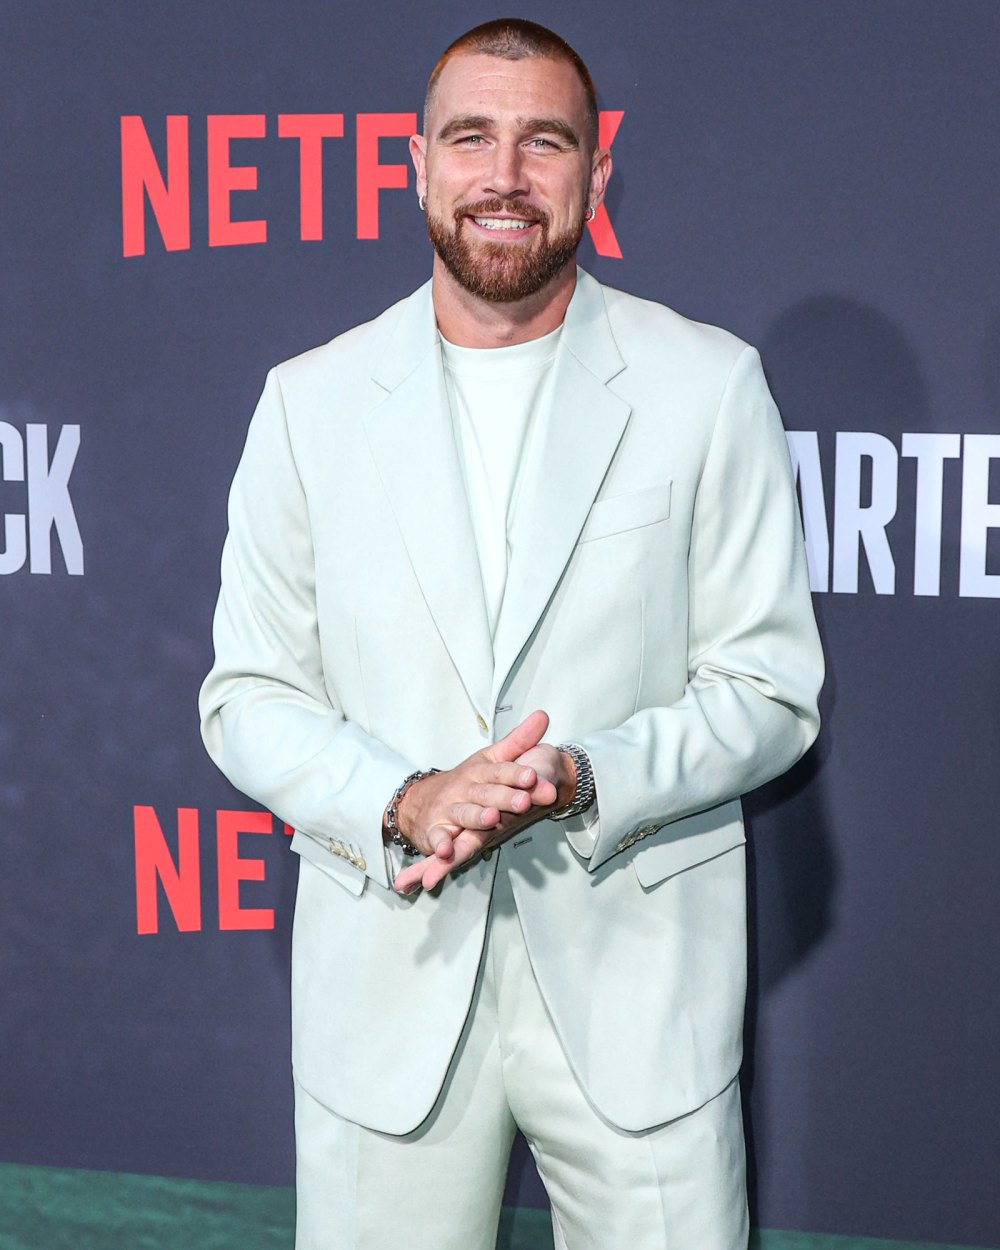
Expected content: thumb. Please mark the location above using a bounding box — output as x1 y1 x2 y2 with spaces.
487 709 549 763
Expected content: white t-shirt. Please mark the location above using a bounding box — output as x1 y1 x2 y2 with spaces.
440 326 561 638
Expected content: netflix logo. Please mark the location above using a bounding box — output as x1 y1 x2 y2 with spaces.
119 111 624 259
133 804 293 935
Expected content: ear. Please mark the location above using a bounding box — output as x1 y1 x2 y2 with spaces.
587 146 613 212
409 134 428 199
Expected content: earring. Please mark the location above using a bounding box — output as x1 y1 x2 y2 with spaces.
584 205 596 223
418 194 427 212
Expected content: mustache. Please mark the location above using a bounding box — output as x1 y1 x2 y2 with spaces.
455 198 548 227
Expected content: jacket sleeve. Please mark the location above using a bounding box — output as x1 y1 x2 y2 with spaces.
199 369 412 891
577 345 824 872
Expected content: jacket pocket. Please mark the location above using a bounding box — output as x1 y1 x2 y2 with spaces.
631 799 746 889
580 482 672 543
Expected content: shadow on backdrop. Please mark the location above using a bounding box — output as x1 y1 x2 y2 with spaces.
741 294 931 1222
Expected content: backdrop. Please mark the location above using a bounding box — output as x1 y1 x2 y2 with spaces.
1 1 997 1245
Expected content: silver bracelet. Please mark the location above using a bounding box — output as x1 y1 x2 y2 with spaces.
384 768 440 856
549 744 595 820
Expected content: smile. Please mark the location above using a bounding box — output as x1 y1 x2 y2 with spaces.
470 217 536 231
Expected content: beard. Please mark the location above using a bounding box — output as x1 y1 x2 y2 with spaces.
426 197 584 304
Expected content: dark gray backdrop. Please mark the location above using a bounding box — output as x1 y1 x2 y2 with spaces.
1 1 997 1245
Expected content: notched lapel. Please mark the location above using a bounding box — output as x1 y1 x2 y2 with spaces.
492 275 631 702
363 289 493 716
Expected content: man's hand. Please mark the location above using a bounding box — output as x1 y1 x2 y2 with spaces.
392 728 577 895
388 709 556 872
515 743 577 811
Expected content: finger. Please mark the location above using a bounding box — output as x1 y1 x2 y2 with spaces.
486 709 549 764
470 762 538 792
418 855 459 891
525 778 558 807
401 843 469 893
394 824 492 894
424 828 490 886
447 802 502 831
425 821 459 856
394 858 430 894
434 838 456 862
448 829 491 862
465 783 534 815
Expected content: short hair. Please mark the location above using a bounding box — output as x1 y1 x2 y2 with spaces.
424 18 599 147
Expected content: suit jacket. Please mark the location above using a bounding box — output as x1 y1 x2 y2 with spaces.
199 268 823 1135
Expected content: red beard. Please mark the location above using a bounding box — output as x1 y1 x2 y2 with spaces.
426 197 584 303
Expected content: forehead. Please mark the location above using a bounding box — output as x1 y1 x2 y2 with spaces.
428 52 590 133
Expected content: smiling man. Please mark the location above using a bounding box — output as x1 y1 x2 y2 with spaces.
414 45 604 318
200 18 823 1250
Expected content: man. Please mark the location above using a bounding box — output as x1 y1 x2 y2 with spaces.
200 18 823 1250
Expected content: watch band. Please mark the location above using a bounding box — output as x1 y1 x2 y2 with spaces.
549 743 595 820
384 768 440 856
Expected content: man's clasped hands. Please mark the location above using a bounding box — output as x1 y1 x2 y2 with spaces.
391 710 577 895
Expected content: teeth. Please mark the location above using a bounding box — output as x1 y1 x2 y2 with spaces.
473 217 532 230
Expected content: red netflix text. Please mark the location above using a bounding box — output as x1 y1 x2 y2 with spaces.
120 111 624 259
133 804 293 935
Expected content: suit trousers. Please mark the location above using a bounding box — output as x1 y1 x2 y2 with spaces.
294 852 749 1250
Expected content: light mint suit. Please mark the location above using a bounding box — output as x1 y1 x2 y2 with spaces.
200 268 823 1150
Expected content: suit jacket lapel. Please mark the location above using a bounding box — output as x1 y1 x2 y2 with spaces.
364 283 493 718
491 271 631 704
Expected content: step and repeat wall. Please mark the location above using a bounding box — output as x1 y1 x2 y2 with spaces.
2 2 997 1245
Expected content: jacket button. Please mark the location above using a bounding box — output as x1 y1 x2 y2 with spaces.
482 848 493 861
356 856 367 872
476 714 488 733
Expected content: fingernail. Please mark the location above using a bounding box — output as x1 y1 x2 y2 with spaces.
519 768 534 785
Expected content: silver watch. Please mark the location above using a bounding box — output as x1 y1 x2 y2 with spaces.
549 743 595 820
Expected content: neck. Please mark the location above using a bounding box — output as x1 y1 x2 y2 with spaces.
431 257 577 348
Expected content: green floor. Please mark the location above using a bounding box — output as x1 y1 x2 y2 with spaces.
0 1163 992 1250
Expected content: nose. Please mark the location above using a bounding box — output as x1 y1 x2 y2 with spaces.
483 141 529 201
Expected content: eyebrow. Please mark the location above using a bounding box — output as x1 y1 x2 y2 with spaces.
522 117 581 148
436 114 581 148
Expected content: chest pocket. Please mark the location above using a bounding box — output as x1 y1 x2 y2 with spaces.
580 482 672 543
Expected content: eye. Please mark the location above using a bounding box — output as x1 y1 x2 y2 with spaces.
455 134 485 146
527 137 559 149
